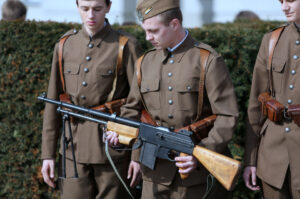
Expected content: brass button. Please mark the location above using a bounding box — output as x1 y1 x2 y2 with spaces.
296 40 300 45
81 95 86 100
288 99 293 104
289 85 294 90
168 100 173 105
88 43 94 48
293 55 299 60
169 60 174 64
285 127 291 133
84 68 89 73
169 126 175 131
82 81 87 87
168 86 173 91
187 86 192 91
168 72 172 77
86 56 91 61
108 70 113 75
73 29 78 33
291 70 296 75
168 114 173 119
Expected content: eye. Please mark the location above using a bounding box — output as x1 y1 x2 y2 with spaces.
94 6 103 12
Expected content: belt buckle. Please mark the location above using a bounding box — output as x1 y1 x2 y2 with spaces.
284 108 292 122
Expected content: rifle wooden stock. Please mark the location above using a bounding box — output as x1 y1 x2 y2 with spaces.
192 145 241 191
106 121 241 191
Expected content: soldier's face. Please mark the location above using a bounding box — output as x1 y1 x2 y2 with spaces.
77 0 111 35
142 15 176 50
280 0 300 24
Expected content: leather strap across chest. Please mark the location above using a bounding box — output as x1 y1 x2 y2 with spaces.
58 33 129 100
136 48 211 123
268 26 285 97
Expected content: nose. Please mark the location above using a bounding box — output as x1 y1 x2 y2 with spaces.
146 32 153 41
282 1 289 12
87 9 95 19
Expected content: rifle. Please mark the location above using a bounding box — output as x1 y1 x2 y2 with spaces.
38 93 242 191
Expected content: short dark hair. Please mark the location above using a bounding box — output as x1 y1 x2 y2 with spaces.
76 0 111 7
158 8 183 26
1 0 27 21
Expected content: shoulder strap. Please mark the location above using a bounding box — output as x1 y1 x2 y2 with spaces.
58 35 71 92
107 35 129 101
136 54 145 87
268 26 284 97
195 48 210 121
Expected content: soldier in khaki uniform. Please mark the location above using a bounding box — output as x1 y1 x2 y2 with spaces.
40 0 143 198
106 0 239 198
243 0 300 198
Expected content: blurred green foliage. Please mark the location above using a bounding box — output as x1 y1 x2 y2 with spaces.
0 20 283 198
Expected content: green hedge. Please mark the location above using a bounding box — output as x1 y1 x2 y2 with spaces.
0 20 283 198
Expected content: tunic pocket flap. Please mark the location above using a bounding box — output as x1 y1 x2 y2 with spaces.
176 79 199 92
64 64 80 75
141 79 160 93
271 58 285 73
97 68 115 77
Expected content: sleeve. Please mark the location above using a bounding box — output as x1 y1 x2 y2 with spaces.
41 43 63 160
199 54 239 154
244 34 270 166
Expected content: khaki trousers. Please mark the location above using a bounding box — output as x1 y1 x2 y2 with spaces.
58 157 132 199
141 173 230 199
262 168 300 199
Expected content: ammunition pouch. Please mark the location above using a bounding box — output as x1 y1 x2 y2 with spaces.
258 92 300 125
141 110 216 142
258 92 285 122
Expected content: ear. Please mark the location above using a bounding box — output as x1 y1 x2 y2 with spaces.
170 18 180 30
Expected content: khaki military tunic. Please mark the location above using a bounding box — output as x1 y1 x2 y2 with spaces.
121 34 239 187
245 23 300 190
41 21 143 164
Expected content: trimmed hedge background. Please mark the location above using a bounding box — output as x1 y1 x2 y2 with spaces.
0 20 283 198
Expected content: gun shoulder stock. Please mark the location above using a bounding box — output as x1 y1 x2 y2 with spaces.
192 145 242 191
107 121 139 146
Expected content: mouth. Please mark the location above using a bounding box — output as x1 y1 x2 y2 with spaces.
87 21 96 26
285 12 294 17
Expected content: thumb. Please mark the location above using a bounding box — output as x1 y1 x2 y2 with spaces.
127 163 133 179
50 164 55 179
251 169 256 186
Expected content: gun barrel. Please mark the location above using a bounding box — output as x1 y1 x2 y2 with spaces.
37 94 140 128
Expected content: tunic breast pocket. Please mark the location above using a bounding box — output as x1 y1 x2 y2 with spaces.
94 67 115 88
175 78 199 110
64 63 80 93
271 58 286 94
141 79 160 110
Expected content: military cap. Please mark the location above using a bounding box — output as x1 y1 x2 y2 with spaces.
136 0 180 21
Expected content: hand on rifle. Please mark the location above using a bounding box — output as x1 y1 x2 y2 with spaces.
175 155 198 174
243 166 260 191
104 131 123 147
41 159 56 188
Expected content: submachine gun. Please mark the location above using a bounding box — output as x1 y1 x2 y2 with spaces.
38 93 242 191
